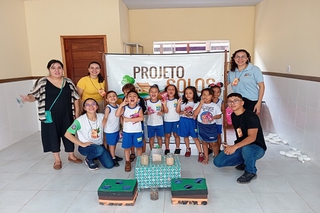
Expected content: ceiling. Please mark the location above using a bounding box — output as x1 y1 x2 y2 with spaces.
122 0 263 10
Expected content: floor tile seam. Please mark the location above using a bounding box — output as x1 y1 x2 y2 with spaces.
296 191 319 213
16 189 41 213
251 192 268 213
64 190 82 213
78 172 95 193
253 191 317 212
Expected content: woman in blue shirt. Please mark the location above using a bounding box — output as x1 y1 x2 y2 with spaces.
227 49 265 114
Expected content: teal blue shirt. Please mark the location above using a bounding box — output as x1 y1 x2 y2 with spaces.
227 63 264 101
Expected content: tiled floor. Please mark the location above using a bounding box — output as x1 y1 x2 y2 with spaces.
0 131 320 213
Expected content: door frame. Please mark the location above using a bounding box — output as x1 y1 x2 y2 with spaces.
60 35 108 79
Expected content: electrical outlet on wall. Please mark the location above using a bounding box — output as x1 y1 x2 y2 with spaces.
287 65 291 73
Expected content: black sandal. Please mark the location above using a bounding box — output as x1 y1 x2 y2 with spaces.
130 153 136 162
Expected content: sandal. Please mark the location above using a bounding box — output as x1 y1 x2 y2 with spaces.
53 161 62 170
130 153 136 162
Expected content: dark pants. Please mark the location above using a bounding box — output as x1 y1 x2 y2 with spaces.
213 144 265 174
78 144 114 169
243 98 257 112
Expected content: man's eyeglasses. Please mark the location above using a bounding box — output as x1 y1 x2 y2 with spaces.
227 99 241 105
85 102 97 107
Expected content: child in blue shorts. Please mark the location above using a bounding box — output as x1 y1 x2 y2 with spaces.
116 90 144 172
103 91 121 167
194 88 222 164
176 86 202 160
210 83 224 153
146 84 164 150
162 84 181 155
121 83 146 162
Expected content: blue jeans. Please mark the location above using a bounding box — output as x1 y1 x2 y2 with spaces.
213 144 265 174
78 144 114 169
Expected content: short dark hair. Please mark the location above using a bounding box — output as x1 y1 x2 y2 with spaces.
82 98 99 114
106 90 117 97
122 83 136 92
149 84 160 92
201 88 214 96
47 59 63 69
127 90 139 97
227 92 243 100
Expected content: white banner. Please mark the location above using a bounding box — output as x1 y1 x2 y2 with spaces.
105 53 225 98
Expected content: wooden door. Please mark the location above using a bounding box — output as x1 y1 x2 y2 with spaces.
61 35 107 86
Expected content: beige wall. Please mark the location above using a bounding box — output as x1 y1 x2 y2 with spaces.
119 0 130 46
3 0 319 78
254 0 320 77
24 0 125 76
0 0 31 79
128 7 255 55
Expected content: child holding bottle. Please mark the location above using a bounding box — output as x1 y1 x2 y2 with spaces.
162 84 181 155
102 91 121 167
176 86 203 161
194 88 222 164
146 84 164 150
115 90 144 172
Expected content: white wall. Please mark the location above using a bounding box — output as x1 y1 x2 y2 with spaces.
261 75 320 167
0 80 40 150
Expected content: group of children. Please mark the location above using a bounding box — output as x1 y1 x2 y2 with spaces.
65 82 224 172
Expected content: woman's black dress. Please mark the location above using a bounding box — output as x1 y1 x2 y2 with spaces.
41 80 75 153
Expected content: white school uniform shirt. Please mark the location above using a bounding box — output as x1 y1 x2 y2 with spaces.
215 98 223 125
123 105 142 133
103 104 120 133
146 99 163 126
163 98 180 122
196 102 222 125
180 101 199 118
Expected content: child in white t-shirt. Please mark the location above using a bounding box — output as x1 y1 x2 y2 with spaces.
162 84 181 155
103 91 121 167
116 90 144 172
146 84 164 150
194 88 222 164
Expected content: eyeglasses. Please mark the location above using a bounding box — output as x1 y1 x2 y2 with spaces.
227 99 241 105
85 102 97 107
234 56 248 60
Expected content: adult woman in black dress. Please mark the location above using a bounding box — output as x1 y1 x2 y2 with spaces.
21 59 82 170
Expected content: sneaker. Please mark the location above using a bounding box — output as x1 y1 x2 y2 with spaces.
237 171 257 184
235 163 245 171
113 159 120 167
174 149 181 155
185 148 191 157
125 161 131 172
164 149 170 155
198 153 204 162
115 155 123 161
84 158 99 171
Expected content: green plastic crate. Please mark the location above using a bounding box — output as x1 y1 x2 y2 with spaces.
171 178 208 196
98 179 137 197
